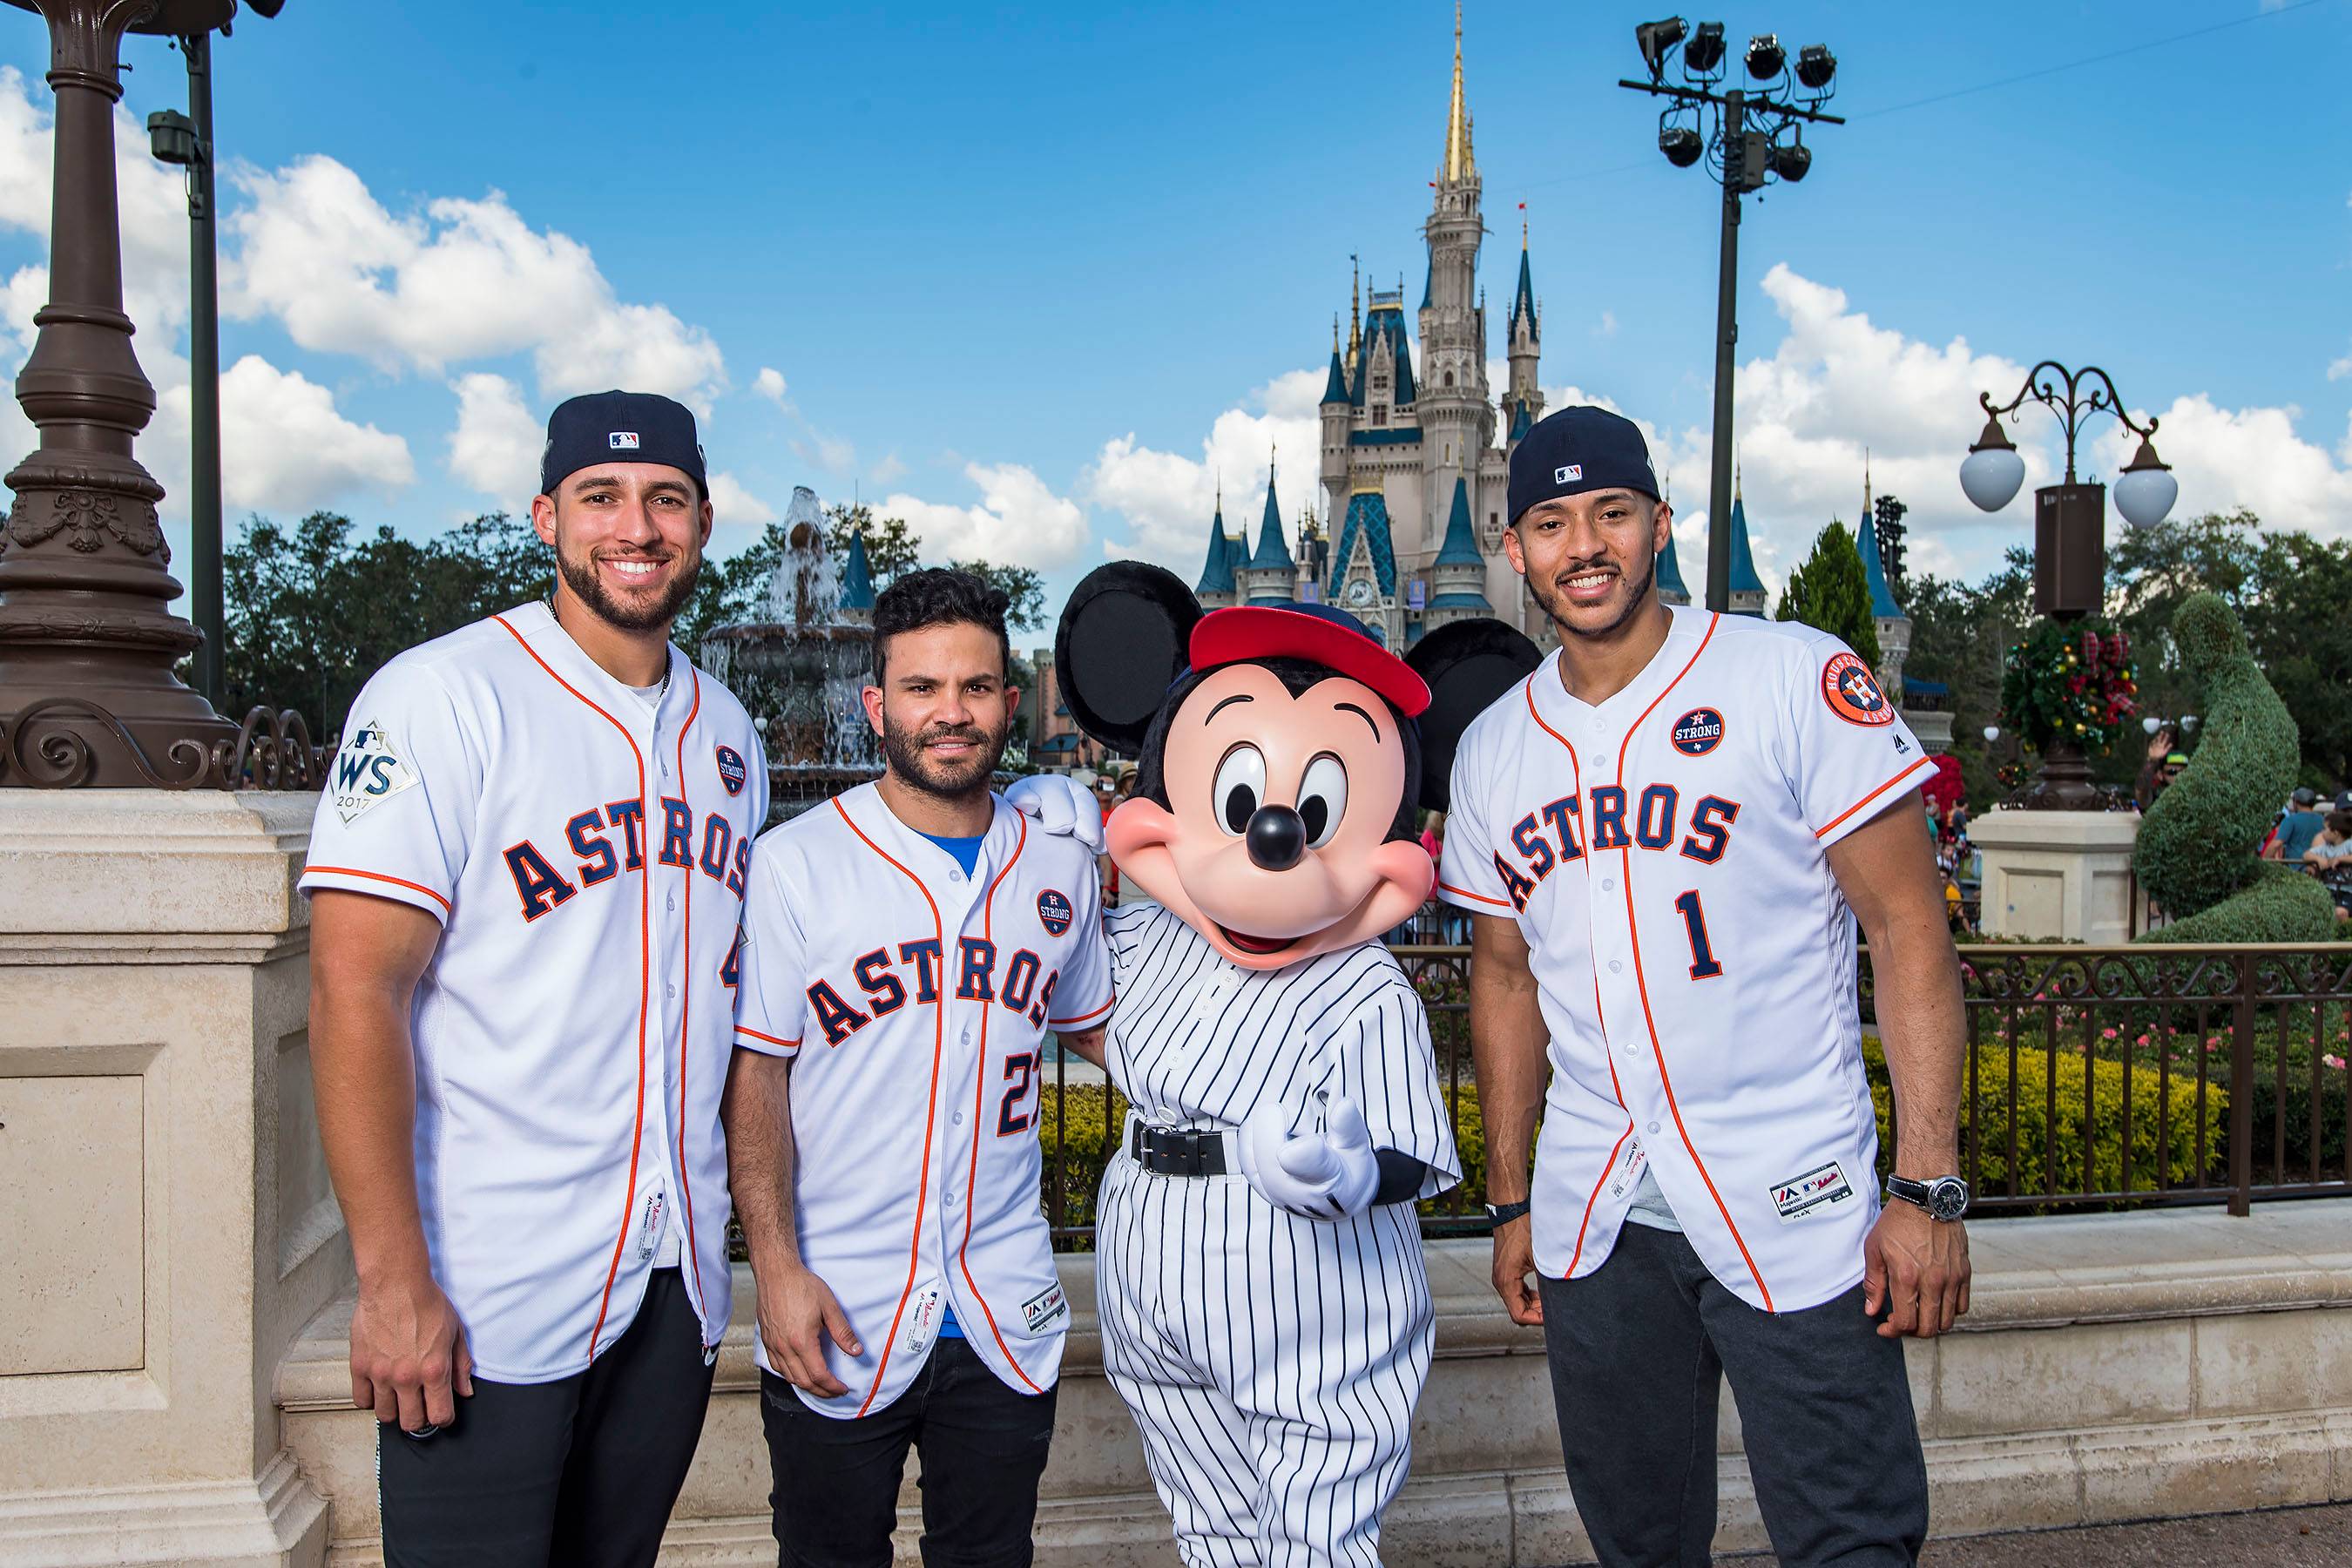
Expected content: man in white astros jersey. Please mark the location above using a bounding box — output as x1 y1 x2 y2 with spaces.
302 391 767 1566
726 569 1113 1566
1439 407 1972 1566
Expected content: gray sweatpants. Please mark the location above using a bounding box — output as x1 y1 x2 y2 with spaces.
1538 1224 1930 1567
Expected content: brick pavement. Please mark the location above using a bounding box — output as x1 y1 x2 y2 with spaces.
1703 1503 2352 1566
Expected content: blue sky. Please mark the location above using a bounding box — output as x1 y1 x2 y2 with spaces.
0 0 2344 627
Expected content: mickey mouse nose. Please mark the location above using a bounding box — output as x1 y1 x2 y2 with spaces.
1245 805 1308 871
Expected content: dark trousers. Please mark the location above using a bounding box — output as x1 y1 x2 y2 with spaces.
376 1267 715 1568
759 1336 1058 1568
1538 1224 1929 1568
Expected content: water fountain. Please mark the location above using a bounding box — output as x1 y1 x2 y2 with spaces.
700 486 882 821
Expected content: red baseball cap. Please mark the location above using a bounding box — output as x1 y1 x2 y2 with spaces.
1187 602 1430 718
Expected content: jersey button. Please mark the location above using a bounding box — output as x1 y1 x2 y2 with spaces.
1608 960 1623 973
952 1112 964 1125
1602 878 1616 891
1648 1121 1662 1135
950 870 964 883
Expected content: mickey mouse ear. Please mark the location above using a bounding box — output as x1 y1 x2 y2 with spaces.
1405 618 1544 811
1053 562 1202 755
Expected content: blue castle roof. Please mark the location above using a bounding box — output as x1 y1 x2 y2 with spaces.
1350 298 1417 409
1195 503 1236 597
1324 490 1399 601
1655 530 1688 599
1508 399 1533 443
1435 478 1484 568
1321 347 1348 406
1856 510 1904 619
1727 495 1764 601
839 528 875 612
1510 244 1536 332
1246 473 1291 574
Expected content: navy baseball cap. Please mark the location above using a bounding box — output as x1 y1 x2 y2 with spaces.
539 390 708 501
1507 404 1661 525
1189 600 1430 717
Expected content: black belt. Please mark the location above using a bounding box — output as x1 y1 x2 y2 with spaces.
1130 1121 1230 1177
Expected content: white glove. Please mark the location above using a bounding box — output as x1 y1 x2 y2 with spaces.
1003 774 1105 854
1236 1096 1379 1221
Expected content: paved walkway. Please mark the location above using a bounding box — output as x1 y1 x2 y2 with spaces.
1712 1503 2352 1565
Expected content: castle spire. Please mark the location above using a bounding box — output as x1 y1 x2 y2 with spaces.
1443 0 1475 184
1862 447 1873 522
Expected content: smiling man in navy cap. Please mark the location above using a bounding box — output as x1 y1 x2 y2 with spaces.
305 389 768 1566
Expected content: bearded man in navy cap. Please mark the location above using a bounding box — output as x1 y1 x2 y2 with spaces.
305 390 769 1566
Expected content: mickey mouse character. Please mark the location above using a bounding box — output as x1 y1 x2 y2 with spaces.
1017 561 1537 1565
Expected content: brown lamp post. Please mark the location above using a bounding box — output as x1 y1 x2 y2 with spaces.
0 0 240 787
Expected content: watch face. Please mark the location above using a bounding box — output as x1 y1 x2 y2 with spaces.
1927 1177 1970 1221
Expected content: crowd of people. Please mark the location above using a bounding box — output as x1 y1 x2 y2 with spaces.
2262 785 2352 923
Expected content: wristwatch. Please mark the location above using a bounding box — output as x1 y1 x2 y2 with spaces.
1484 1199 1531 1226
1885 1173 1970 1221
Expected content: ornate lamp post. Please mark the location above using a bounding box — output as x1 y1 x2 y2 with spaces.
0 0 237 787
1961 361 2178 808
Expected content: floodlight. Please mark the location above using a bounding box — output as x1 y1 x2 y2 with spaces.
1659 124 1706 167
1684 21 1727 74
1795 44 1835 89
1770 139 1810 181
1636 17 1687 80
1745 32 1785 80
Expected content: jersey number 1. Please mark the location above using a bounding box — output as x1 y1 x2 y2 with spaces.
1673 890 1723 980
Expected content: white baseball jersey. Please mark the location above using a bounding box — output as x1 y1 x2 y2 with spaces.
1095 901 1460 1565
1437 606 1934 1315
733 783 1114 1418
298 600 768 1382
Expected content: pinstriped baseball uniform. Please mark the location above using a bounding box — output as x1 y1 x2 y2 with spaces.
298 600 767 1379
1436 605 1936 1314
1096 900 1460 1567
732 782 1115 1419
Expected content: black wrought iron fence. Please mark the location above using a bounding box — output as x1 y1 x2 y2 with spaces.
1038 925 2352 1247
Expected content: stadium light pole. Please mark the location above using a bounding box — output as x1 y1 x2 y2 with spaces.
1622 20 1843 613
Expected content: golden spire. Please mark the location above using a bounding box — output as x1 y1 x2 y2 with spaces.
1735 462 1743 504
1347 255 1362 363
1862 447 1873 523
1443 0 1475 184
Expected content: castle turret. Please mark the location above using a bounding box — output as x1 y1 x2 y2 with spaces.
1416 0 1490 562
1505 222 1543 436
1423 478 1493 630
839 526 875 623
1320 319 1351 517
1195 484 1239 610
1723 471 1767 616
1240 459 1296 605
1856 463 1909 693
1655 530 1690 607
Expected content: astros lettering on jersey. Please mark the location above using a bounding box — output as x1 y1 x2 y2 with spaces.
299 600 768 1381
732 782 1114 1418
1437 606 1936 1313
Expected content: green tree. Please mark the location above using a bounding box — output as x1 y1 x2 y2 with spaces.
1774 520 1882 671
1904 547 2034 808
950 559 1047 634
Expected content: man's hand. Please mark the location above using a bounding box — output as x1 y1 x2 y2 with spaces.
2146 725 2175 763
1490 1213 1543 1327
1004 774 1106 853
1862 1201 1970 1338
349 1267 474 1431
755 1261 862 1397
1236 1097 1379 1220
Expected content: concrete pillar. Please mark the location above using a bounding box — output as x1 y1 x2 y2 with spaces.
0 791 337 1566
1969 807 2146 943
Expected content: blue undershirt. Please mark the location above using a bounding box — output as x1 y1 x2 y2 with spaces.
917 829 989 1338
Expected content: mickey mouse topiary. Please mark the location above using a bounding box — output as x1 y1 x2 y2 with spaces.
2132 591 2336 944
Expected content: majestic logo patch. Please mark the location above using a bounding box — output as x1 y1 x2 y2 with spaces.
1037 889 1073 936
1771 1161 1855 1224
715 744 747 796
1821 652 1895 727
328 717 419 824
1670 706 1725 756
1554 463 1584 483
608 430 640 449
1022 1281 1069 1334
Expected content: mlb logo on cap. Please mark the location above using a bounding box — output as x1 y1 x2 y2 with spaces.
609 431 640 449
1554 463 1583 483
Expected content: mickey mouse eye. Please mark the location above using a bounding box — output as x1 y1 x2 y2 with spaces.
1213 745 1266 836
1298 754 1348 848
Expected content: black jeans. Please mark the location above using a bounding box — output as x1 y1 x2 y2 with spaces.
376 1267 715 1568
1538 1224 1929 1568
760 1336 1058 1568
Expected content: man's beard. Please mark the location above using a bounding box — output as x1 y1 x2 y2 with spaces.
1527 545 1658 642
557 545 702 634
882 713 1008 802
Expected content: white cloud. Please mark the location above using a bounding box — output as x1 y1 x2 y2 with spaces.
791 429 856 474
1596 310 1619 338
150 354 415 515
2092 395 2352 539
754 366 788 404
1084 368 1326 572
707 470 777 527
446 372 542 504
885 462 1086 568
2328 345 2349 382
868 452 908 485
220 156 726 410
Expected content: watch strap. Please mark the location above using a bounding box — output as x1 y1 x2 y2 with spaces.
1485 1199 1531 1226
